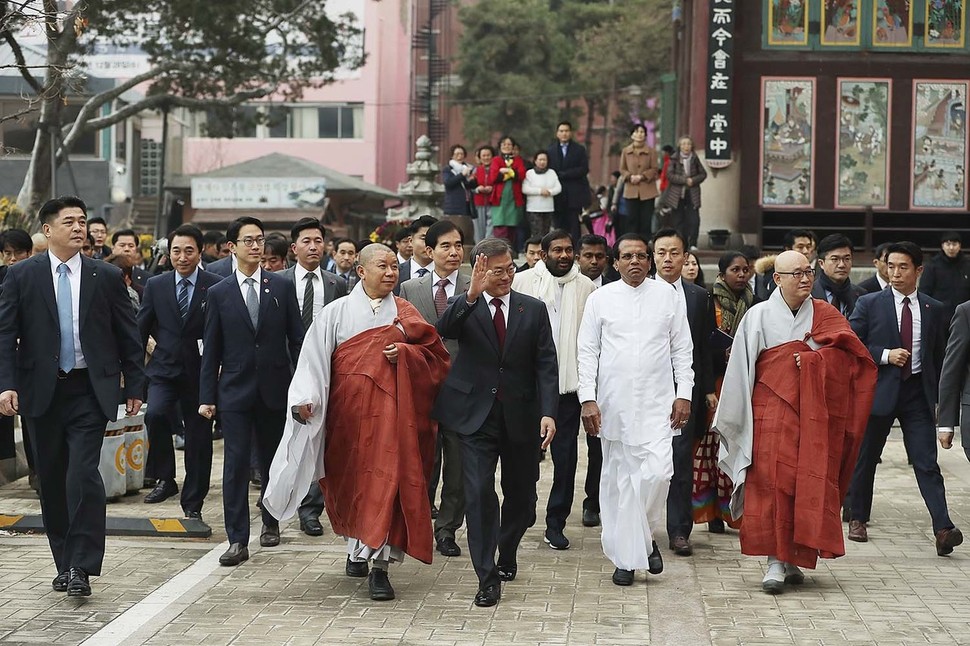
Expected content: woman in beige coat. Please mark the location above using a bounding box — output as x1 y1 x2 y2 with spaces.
618 124 659 237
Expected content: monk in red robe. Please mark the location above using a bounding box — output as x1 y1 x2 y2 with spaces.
264 244 449 602
713 250 877 594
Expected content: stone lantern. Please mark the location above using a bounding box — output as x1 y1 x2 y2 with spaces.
386 135 444 222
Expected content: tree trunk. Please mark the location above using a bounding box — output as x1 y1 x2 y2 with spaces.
600 76 617 186
17 21 69 232
584 97 596 148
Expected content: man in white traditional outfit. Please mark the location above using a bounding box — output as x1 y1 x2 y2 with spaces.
263 244 450 602
578 233 694 586
512 229 595 550
713 250 876 594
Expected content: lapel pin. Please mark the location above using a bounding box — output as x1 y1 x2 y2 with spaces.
518 305 524 313
265 288 270 293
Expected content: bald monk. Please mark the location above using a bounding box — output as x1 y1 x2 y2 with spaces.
264 243 450 602
713 250 878 594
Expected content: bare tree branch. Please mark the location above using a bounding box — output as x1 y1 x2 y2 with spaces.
0 102 37 125
1 27 43 93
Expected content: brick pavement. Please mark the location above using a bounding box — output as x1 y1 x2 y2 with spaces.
1 432 970 645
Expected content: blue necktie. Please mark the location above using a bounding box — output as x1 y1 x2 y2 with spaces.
417 267 430 278
57 263 76 373
178 278 190 320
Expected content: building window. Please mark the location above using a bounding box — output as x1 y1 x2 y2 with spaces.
267 106 291 138
0 101 98 156
204 105 258 138
140 139 162 196
317 104 363 139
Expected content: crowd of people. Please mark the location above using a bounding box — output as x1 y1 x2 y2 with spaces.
2 174 970 609
441 121 708 253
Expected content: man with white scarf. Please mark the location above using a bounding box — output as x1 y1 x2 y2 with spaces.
513 229 595 550
578 233 694 586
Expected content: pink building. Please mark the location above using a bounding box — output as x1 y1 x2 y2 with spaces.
180 0 412 193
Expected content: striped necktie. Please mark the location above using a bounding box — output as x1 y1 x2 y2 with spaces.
302 273 316 329
177 278 190 321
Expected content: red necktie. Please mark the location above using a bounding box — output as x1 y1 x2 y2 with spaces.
434 279 449 317
900 296 913 380
491 297 506 350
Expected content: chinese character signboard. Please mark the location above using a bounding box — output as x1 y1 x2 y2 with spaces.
191 178 328 210
705 0 734 169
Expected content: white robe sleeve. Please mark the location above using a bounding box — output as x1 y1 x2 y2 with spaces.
577 292 602 404
262 313 335 521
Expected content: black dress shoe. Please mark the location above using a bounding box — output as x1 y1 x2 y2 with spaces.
647 541 664 575
708 518 726 534
582 509 601 527
612 568 634 586
436 536 461 557
66 567 91 597
544 528 570 550
368 569 395 601
474 584 501 607
259 524 280 547
430 504 439 520
669 535 693 556
300 517 324 537
219 543 249 566
184 510 203 521
52 571 69 592
346 557 369 578
497 563 517 581
143 480 178 504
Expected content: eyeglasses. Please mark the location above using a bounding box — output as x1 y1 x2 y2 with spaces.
776 270 815 281
488 265 517 278
236 237 266 248
619 253 650 261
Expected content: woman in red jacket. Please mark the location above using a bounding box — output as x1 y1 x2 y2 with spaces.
471 145 496 243
488 136 526 245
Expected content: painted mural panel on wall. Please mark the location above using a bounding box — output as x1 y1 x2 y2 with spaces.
873 0 914 47
767 0 810 46
926 0 966 49
761 78 815 207
837 79 891 208
911 80 968 210
822 0 862 46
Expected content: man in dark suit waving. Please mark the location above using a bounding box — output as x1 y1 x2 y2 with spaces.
433 237 559 608
276 217 346 536
547 121 591 243
138 224 221 516
199 216 305 566
0 196 145 597
847 241 963 556
652 228 716 557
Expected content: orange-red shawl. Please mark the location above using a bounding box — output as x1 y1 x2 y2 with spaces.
320 298 450 564
740 300 877 569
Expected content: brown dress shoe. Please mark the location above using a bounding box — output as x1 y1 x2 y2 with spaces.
847 520 868 542
936 527 963 556
669 536 692 556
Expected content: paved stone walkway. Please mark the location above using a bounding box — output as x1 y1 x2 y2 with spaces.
1 430 970 645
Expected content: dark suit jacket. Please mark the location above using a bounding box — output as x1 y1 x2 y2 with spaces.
754 272 776 302
199 271 305 412
399 271 471 357
393 261 416 296
432 291 559 441
857 274 885 294
547 140 591 211
275 264 347 316
138 268 222 384
0 254 145 420
938 302 970 444
849 288 947 417
811 279 867 317
681 280 716 397
205 256 234 278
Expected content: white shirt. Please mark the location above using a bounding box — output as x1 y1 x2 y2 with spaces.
49 250 86 369
591 275 603 288
294 264 326 315
235 267 262 304
409 258 431 279
431 269 460 300
877 274 889 290
397 253 409 266
577 278 694 445
521 168 562 213
881 288 921 373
